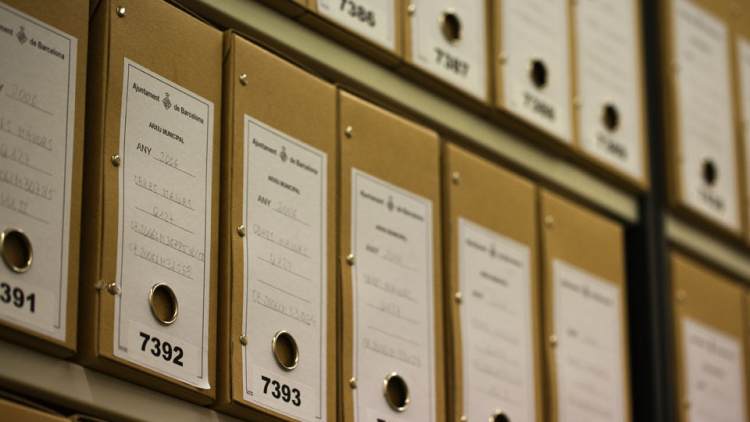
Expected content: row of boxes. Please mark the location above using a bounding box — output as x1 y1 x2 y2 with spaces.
661 0 750 243
266 0 750 247
0 0 632 421
1 0 749 422
287 0 650 193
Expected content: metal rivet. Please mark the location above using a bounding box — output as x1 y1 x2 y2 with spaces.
407 4 416 15
345 126 354 138
460 416 467 422
675 289 687 303
346 254 355 265
544 215 554 228
239 74 248 86
550 334 558 347
455 291 463 304
573 97 582 109
349 377 357 388
111 155 121 167
237 225 246 237
452 171 460 184
106 282 120 295
240 335 248 346
116 6 126 17
499 52 508 64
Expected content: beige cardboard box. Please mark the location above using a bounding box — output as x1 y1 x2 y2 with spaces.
732 0 750 243
539 189 631 422
212 31 337 422
570 0 649 191
0 0 87 357
670 251 749 422
400 0 493 106
338 89 444 422
660 0 743 237
303 0 403 66
442 143 543 422
77 0 221 404
492 0 573 148
0 397 68 422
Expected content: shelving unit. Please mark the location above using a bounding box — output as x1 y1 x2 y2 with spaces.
4 1 750 422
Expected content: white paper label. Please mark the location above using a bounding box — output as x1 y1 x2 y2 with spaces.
241 115 328 421
673 0 738 231
682 317 747 422
575 0 643 180
317 0 395 51
737 37 750 228
113 59 213 389
351 169 435 422
409 0 487 100
502 0 572 142
458 218 536 422
0 3 77 341
553 259 624 422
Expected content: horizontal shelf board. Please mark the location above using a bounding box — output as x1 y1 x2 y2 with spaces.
0 340 242 422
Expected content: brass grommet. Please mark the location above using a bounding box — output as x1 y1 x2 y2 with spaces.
490 410 510 422
528 58 549 89
149 283 178 325
0 228 33 273
383 372 410 412
439 8 462 45
272 330 300 371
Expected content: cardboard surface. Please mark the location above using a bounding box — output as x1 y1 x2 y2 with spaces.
0 0 88 358
669 251 748 422
0 397 68 422
660 0 744 237
570 0 649 191
733 0 750 243
539 188 630 422
400 0 493 105
77 0 221 404
746 291 750 422
492 0 573 146
338 89 444 422
442 143 542 422
213 32 337 422
304 0 403 66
